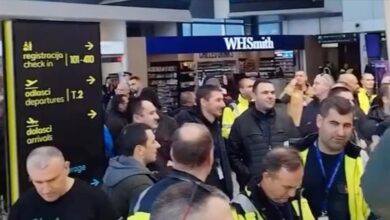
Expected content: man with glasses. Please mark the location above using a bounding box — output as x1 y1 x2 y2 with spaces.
150 182 233 220
231 148 314 220
128 123 214 220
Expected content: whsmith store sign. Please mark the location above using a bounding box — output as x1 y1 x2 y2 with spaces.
223 37 275 50
146 35 304 54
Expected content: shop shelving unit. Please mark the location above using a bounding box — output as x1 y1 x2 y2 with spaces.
197 60 237 84
274 50 295 78
148 61 179 112
258 50 296 79
258 57 276 79
178 61 196 92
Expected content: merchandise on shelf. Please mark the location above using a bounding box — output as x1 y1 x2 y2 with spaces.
179 61 196 92
197 60 237 84
148 61 198 113
258 50 296 79
147 62 179 113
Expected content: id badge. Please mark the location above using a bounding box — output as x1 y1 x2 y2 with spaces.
318 216 329 220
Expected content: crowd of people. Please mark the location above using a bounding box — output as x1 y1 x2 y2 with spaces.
8 69 390 220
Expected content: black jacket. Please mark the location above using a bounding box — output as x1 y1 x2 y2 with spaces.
102 156 156 218
148 113 177 178
169 106 193 117
368 105 389 123
352 106 373 141
365 105 390 137
371 95 380 107
299 98 321 137
175 107 233 198
102 86 115 110
228 105 300 188
105 111 128 151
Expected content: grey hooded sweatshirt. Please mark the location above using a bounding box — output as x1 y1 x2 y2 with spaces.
102 155 156 218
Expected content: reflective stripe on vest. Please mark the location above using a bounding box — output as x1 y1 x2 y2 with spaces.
232 194 261 219
229 102 241 117
131 186 152 213
127 212 150 220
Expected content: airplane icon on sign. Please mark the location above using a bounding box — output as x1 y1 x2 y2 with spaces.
25 79 38 87
26 117 39 125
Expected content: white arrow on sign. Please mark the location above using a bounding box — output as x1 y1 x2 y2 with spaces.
87 110 97 119
84 41 94 51
90 178 99 186
86 75 96 85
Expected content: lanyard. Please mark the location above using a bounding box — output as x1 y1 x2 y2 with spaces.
314 142 344 216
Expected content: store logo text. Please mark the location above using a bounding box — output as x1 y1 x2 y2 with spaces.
223 37 275 50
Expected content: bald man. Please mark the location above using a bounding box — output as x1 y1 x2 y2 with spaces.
9 146 119 220
338 73 360 93
151 182 233 220
180 91 195 107
170 91 196 117
128 123 215 219
338 73 372 114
